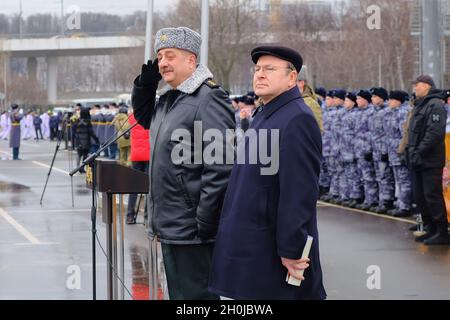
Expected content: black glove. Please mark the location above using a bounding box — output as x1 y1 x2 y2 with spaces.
398 153 407 166
139 59 162 87
410 152 423 168
364 152 373 162
381 154 389 163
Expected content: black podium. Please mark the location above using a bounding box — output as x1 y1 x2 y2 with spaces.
87 159 148 300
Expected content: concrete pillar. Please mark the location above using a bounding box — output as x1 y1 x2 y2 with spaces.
422 0 442 87
27 57 37 81
1 54 9 111
46 55 58 104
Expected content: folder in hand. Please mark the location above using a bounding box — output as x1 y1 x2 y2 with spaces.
286 235 313 287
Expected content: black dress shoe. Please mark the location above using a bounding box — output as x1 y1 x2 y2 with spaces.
424 232 450 245
321 194 333 202
359 203 377 211
415 227 436 242
347 200 357 208
370 205 387 214
328 196 340 204
389 209 413 217
374 201 394 214
348 198 363 208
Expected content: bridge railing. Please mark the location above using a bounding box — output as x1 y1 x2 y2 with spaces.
0 31 145 39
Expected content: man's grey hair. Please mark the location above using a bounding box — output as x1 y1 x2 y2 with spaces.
286 62 296 76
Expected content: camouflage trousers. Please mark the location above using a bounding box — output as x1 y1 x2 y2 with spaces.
342 161 363 200
392 165 412 210
319 157 331 189
328 156 344 197
357 158 379 205
374 161 395 203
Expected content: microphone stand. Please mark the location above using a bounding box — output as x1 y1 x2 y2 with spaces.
69 121 138 300
40 118 74 206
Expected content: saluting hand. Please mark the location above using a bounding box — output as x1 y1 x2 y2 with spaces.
239 108 251 120
281 257 310 281
139 58 162 87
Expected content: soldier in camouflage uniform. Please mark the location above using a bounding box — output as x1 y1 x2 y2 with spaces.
315 87 327 110
385 90 413 217
322 91 338 201
369 87 395 213
319 89 332 198
328 89 347 204
354 90 379 210
339 92 364 207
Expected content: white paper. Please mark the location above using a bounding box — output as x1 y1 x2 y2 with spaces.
286 235 314 287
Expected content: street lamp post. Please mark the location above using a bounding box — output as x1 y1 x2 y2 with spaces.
19 0 23 39
422 0 442 87
200 0 209 67
60 0 65 36
144 0 154 62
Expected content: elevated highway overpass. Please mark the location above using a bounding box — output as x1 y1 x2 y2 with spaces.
0 36 145 103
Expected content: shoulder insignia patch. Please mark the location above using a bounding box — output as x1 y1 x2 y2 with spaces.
204 79 220 89
432 114 440 122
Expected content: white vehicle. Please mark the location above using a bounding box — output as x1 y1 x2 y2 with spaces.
71 98 115 109
115 94 132 106
53 106 74 114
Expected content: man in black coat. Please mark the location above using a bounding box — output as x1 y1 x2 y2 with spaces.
75 108 99 174
208 46 326 299
407 75 450 245
131 26 235 299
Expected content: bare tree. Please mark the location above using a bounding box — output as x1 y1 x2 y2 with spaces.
7 74 46 105
110 48 145 92
276 0 415 91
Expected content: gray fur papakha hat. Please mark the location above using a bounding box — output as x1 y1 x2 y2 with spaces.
154 27 202 57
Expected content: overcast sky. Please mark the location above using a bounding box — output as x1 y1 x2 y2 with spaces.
2 0 179 17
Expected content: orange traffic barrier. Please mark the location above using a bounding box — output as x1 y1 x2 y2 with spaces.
443 133 450 221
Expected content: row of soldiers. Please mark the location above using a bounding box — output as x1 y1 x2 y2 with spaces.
314 87 428 217
70 103 121 158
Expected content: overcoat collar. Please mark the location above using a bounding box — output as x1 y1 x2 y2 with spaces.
260 86 302 119
158 64 213 96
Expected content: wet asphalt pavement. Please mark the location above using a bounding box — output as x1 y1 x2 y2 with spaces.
0 139 449 300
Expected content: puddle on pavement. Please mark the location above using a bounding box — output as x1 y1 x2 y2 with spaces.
129 245 151 300
76 189 89 195
0 181 30 192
